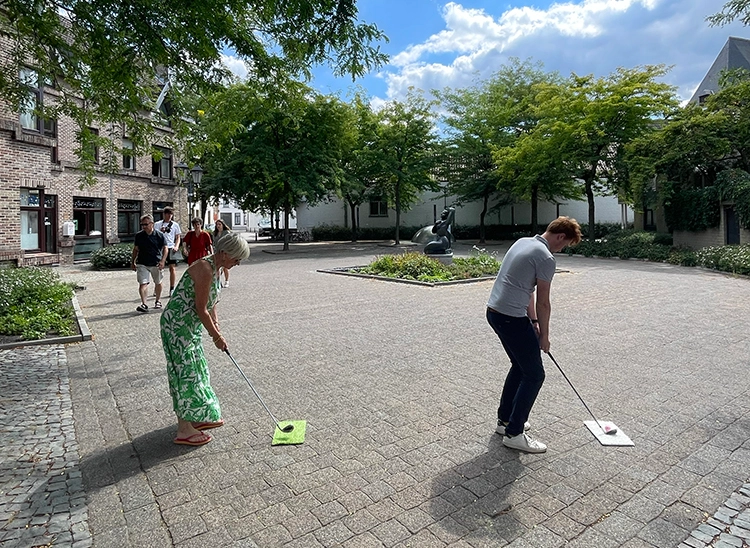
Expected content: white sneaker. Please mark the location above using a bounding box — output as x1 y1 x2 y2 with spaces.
502 432 547 453
495 420 531 436
223 281 229 288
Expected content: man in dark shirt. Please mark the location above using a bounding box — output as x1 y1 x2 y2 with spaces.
131 214 167 313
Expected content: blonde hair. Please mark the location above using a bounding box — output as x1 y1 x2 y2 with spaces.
214 232 249 261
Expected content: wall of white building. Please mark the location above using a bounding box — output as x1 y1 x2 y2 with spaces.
297 192 632 232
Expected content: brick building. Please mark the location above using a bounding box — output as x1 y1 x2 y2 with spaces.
0 39 189 266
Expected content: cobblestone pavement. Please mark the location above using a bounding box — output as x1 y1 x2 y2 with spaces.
0 346 90 547
2 241 750 547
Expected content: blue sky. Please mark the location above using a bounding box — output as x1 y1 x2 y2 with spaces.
223 0 748 105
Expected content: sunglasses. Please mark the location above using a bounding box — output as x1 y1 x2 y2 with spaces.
140 223 151 226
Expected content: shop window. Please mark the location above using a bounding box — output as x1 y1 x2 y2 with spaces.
118 200 141 242
152 201 173 223
73 197 104 260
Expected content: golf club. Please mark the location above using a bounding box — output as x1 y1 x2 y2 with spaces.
546 352 617 435
224 349 294 433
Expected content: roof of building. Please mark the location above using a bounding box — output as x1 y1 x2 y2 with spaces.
689 36 750 103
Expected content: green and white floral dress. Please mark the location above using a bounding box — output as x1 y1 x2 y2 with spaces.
160 256 222 422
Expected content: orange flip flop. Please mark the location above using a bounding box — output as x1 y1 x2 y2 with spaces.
193 419 224 431
174 432 212 446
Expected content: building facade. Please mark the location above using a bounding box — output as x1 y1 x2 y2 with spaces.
297 190 631 234
0 41 190 266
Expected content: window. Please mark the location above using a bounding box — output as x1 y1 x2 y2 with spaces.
152 146 172 179
122 138 135 170
117 200 141 242
19 68 55 136
152 201 173 222
86 128 99 164
369 197 388 217
158 99 173 128
72 197 105 260
234 213 241 226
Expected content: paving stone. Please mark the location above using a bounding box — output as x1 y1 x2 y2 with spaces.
24 249 750 548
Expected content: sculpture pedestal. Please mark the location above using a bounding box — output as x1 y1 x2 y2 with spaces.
428 252 453 265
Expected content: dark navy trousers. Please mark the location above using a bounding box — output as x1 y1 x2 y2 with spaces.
486 309 545 437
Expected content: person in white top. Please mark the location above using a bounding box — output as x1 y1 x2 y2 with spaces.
154 207 182 297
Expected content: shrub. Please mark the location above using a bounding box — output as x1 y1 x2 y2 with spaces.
355 248 500 282
90 243 134 269
311 224 422 242
0 267 75 340
696 245 750 275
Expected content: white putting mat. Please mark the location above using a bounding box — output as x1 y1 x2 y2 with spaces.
584 421 634 446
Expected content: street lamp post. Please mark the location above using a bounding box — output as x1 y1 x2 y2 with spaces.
190 165 203 221
175 161 189 219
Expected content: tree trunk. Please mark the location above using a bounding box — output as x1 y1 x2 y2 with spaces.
586 179 596 239
349 201 358 242
283 201 291 251
394 179 401 245
530 184 539 235
479 193 488 244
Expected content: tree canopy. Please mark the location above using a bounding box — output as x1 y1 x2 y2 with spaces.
200 80 350 249
0 0 388 177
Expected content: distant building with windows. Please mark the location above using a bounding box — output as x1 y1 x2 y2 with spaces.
0 37 191 265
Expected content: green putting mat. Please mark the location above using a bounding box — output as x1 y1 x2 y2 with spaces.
271 420 307 445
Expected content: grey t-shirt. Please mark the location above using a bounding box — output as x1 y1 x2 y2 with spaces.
487 235 556 317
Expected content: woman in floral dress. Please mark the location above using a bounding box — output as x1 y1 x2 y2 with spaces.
161 232 250 446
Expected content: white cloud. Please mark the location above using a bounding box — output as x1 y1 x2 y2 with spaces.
221 54 248 81
378 0 747 106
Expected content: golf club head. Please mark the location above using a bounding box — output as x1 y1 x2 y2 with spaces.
280 424 294 432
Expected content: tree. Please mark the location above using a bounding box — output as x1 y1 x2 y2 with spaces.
369 90 440 245
625 69 750 231
200 80 349 250
337 92 380 242
707 1 750 26
531 65 678 238
0 0 388 179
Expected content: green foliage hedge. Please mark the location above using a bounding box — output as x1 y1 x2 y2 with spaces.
90 243 134 269
565 230 750 273
0 267 75 340
313 222 626 242
356 249 500 282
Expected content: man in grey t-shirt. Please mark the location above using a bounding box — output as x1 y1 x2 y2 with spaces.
487 217 582 453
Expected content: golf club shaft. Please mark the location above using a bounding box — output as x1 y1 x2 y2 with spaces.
224 349 282 429
546 352 604 427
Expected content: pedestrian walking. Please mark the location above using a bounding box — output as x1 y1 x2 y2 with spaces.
212 219 231 287
182 218 213 265
487 216 582 453
131 214 168 313
154 206 182 297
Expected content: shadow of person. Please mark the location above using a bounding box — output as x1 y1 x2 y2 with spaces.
17 425 189 547
425 433 530 545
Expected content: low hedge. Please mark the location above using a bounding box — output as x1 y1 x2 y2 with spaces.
0 267 76 340
312 222 627 242
90 243 134 269
566 230 750 273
